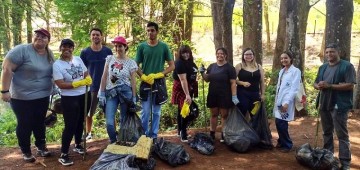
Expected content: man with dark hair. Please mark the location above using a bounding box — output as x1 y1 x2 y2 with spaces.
80 28 113 140
313 43 356 170
135 21 174 139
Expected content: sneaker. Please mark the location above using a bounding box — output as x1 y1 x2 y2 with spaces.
180 132 188 143
220 132 225 143
23 153 36 163
58 153 74 166
37 146 51 157
73 144 85 155
340 164 350 170
210 131 215 140
85 133 92 140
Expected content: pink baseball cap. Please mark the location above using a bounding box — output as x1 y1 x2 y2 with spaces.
111 36 127 45
34 28 51 40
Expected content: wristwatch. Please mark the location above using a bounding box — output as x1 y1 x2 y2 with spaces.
1 90 9 94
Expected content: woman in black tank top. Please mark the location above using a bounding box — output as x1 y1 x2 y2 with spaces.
234 48 265 119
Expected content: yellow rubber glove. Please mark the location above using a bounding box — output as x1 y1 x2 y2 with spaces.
72 79 86 88
140 74 154 85
84 76 92 86
251 101 261 115
72 76 92 88
149 72 164 79
180 102 190 118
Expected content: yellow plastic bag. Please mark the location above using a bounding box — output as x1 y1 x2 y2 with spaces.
250 101 261 115
180 102 190 118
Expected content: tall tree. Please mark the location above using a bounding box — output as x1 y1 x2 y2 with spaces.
325 0 353 61
211 0 235 65
271 0 286 80
11 0 25 45
0 0 11 54
263 0 270 54
243 0 262 65
54 0 117 47
25 0 32 43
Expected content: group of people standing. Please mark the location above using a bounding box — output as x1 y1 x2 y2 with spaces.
0 21 355 169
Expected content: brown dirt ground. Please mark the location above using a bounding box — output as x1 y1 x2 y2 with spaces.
0 113 359 170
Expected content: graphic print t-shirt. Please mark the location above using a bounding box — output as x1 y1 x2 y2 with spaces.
53 56 88 96
105 55 138 90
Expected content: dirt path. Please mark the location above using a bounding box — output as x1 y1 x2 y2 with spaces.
0 115 359 170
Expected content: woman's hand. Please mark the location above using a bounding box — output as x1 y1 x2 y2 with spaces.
281 103 288 113
242 81 251 87
185 94 192 104
1 92 11 102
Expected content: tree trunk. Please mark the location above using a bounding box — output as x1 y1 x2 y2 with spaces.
263 0 271 54
11 0 24 46
211 0 235 65
0 0 11 54
243 0 262 65
183 0 194 41
270 0 286 84
298 0 310 75
355 59 360 109
325 0 353 61
286 0 301 71
26 0 32 43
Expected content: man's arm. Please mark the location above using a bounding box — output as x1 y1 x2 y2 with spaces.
163 60 175 75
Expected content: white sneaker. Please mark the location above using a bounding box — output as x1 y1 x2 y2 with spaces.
85 133 92 141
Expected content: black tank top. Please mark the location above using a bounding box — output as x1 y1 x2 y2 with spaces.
237 68 261 92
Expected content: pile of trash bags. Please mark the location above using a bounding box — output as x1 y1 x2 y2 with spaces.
153 138 190 166
295 143 339 169
90 153 156 170
223 106 260 153
189 132 215 155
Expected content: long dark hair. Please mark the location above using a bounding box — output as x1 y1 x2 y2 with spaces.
177 45 194 62
281 51 294 68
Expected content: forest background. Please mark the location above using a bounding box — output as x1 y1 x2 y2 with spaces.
0 0 360 146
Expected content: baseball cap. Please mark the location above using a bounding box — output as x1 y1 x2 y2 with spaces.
60 39 75 47
111 36 127 45
34 28 51 40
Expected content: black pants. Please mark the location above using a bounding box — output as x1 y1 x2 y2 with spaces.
177 106 189 136
11 97 49 154
60 92 90 153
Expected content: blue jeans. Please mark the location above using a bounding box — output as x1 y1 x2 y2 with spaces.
275 118 293 149
320 109 351 165
105 85 132 143
141 93 161 138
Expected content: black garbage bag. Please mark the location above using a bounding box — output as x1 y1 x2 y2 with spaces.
295 143 340 170
154 138 190 166
249 102 273 149
90 153 139 170
118 112 145 146
223 106 260 153
44 110 57 127
134 155 156 170
189 132 215 155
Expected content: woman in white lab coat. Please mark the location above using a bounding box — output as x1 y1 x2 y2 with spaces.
273 51 301 153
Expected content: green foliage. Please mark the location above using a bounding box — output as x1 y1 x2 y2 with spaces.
0 109 17 146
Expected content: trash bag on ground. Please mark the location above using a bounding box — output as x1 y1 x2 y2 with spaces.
153 138 190 166
118 112 145 146
90 153 139 170
134 155 156 170
295 143 339 170
249 102 273 149
189 132 215 155
223 106 260 153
